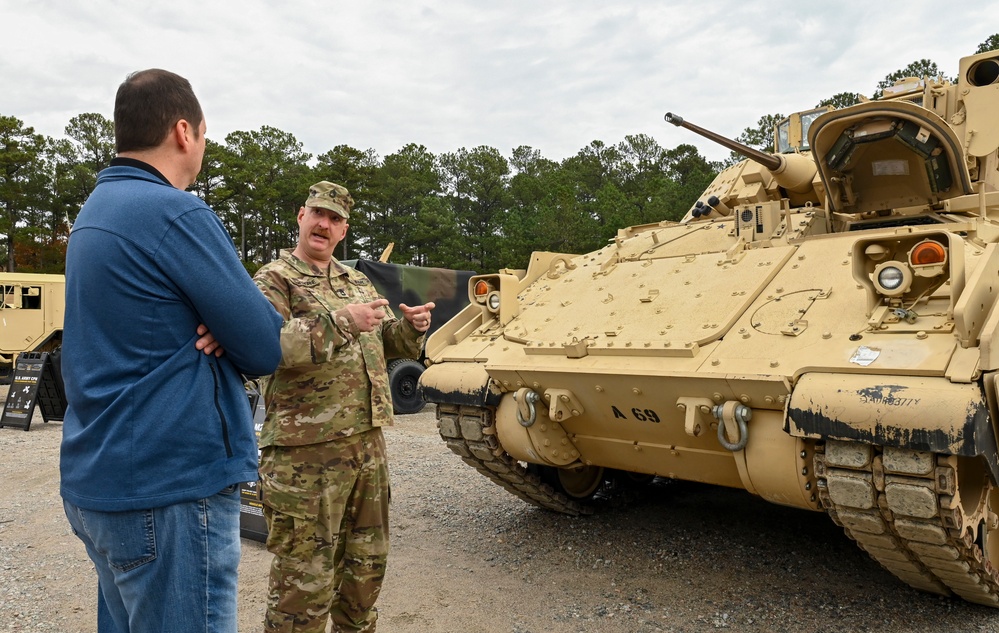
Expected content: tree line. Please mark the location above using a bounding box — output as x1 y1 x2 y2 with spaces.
0 112 718 275
2 33 996 275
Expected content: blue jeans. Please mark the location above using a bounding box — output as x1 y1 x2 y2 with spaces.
63 485 242 633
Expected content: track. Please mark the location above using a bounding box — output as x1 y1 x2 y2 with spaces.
816 439 999 606
438 404 999 607
436 404 593 516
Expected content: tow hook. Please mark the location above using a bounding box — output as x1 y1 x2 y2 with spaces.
513 388 540 427
713 401 751 451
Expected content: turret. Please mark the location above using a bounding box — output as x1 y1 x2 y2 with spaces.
665 112 817 197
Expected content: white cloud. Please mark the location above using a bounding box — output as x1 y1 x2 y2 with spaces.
2 0 997 164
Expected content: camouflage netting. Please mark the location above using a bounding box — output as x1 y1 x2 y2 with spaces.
343 260 475 340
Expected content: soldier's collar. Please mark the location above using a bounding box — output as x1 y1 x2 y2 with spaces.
328 259 350 278
281 249 350 279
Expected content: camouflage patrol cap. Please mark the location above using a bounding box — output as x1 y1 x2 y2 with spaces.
306 181 353 219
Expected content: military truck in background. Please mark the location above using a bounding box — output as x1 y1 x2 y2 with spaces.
0 273 65 383
343 258 475 414
420 48 999 607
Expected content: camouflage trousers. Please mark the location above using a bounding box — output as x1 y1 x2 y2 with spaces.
259 429 390 633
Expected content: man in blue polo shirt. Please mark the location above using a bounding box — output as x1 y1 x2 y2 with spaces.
60 68 283 633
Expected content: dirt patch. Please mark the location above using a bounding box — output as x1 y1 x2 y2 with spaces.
2 387 999 632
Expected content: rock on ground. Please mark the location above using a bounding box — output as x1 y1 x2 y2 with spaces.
2 387 999 632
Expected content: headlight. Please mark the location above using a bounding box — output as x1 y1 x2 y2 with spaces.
872 261 913 297
854 234 953 316
468 273 521 324
878 266 905 290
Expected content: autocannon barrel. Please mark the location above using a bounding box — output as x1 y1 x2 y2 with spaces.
665 112 782 172
665 112 818 197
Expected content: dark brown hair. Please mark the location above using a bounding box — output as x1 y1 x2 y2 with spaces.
113 69 204 153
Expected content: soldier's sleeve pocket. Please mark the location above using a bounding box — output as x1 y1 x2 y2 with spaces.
259 473 320 520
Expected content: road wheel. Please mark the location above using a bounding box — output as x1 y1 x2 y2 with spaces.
532 464 606 500
388 359 426 415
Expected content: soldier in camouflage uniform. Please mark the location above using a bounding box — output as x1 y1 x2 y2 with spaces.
254 181 435 633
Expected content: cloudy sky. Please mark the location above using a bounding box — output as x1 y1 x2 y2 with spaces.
3 1 997 164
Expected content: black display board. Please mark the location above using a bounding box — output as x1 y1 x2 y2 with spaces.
239 385 269 542
0 351 66 431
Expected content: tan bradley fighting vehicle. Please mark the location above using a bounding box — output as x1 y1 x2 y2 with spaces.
420 49 999 606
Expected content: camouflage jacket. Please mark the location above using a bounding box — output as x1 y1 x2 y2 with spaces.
253 249 424 447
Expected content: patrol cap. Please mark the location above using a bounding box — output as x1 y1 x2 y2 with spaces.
305 181 353 219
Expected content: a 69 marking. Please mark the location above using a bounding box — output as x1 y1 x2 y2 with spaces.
611 405 661 423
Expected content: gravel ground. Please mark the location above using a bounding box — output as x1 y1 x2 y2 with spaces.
3 386 999 632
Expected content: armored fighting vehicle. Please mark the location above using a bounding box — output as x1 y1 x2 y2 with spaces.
420 49 999 606
0 273 65 383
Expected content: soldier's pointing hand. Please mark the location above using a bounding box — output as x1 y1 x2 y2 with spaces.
401 302 436 333
345 299 390 333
